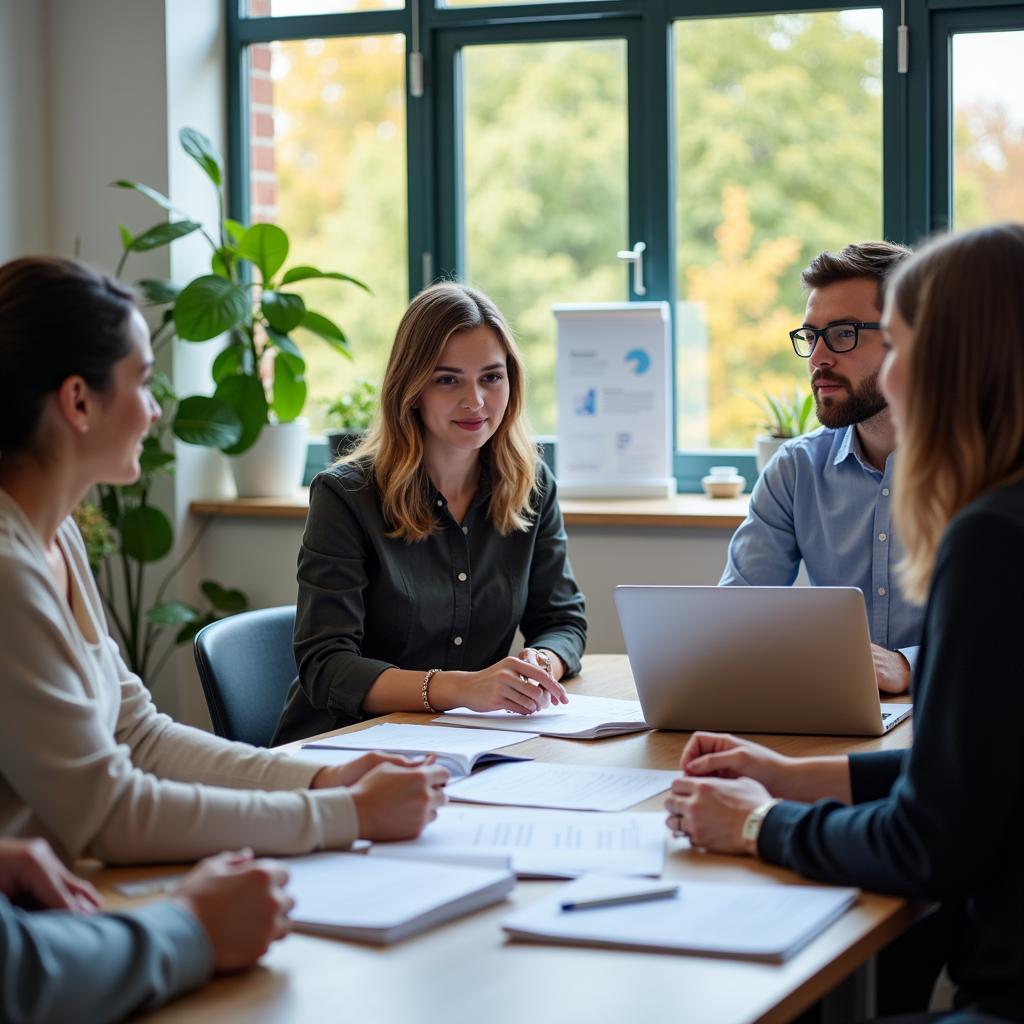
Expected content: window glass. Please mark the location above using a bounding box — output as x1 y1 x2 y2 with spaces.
953 30 1024 230
245 0 402 16
249 35 407 433
443 1 576 7
674 10 883 450
461 39 629 435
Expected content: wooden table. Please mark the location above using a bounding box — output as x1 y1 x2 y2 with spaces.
112 655 916 1024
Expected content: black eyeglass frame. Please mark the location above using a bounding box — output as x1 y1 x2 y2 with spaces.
789 321 882 358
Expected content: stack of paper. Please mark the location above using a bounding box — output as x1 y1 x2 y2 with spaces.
502 874 859 962
302 722 537 778
446 761 676 812
369 805 666 878
286 852 514 944
436 694 650 739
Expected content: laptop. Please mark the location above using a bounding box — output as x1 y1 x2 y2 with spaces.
614 585 912 736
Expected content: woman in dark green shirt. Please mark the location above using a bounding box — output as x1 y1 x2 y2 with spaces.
663 223 1024 1020
275 283 587 744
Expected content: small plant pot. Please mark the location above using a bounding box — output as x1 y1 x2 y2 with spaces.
325 429 366 463
229 420 309 498
755 434 788 474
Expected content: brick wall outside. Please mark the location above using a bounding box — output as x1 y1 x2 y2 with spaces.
248 0 277 223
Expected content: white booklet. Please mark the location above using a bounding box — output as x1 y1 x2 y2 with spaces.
285 852 514 944
502 874 859 962
446 761 676 812
301 722 536 778
368 805 666 878
435 694 650 739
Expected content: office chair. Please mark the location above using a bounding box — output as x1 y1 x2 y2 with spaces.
193 605 297 747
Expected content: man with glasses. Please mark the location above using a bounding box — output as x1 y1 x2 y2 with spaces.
720 241 920 693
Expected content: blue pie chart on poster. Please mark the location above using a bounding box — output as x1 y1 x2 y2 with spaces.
625 348 651 375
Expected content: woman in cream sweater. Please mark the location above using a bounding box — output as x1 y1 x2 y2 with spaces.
0 255 447 864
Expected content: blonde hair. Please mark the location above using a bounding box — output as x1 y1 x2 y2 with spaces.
347 282 538 542
891 222 1024 603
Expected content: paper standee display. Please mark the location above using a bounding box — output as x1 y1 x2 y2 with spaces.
554 302 675 498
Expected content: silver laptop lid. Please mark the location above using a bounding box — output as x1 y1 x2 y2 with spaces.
615 585 909 737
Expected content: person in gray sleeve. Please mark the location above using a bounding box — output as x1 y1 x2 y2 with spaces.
274 282 587 744
0 836 292 1024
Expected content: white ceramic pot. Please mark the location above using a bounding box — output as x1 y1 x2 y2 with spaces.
755 434 788 474
229 419 309 498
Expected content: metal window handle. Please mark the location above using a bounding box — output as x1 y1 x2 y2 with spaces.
616 241 647 296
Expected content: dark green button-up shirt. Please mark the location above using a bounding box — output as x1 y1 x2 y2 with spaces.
273 459 587 744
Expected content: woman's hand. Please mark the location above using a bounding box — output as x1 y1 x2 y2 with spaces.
434 656 567 714
680 732 795 794
518 647 568 687
0 837 102 913
664 775 770 855
310 752 434 789
350 762 449 841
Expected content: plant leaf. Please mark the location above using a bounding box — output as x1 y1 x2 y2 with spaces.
238 223 289 284
172 395 244 448
118 224 134 250
176 613 216 646
211 246 235 279
265 327 306 375
139 437 175 474
210 342 251 383
100 487 122 530
128 220 201 253
173 275 249 341
201 580 249 613
213 374 268 455
261 290 305 333
298 309 352 357
120 505 174 563
110 180 182 216
271 351 307 422
224 218 246 243
137 279 181 305
179 127 222 187
281 265 372 293
147 601 201 626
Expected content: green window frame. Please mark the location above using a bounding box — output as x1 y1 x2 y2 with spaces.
226 0 1021 491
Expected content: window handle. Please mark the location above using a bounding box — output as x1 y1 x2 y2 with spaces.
616 241 647 296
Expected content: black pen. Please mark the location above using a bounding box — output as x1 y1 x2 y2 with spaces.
560 885 679 912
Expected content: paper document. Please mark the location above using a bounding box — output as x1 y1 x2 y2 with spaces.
437 694 650 739
285 851 514 944
446 761 676 812
369 805 666 878
302 722 536 778
502 874 859 962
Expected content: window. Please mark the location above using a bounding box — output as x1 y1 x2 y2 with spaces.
227 1 1019 486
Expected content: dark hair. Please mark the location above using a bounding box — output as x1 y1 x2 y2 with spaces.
0 256 137 454
801 240 913 308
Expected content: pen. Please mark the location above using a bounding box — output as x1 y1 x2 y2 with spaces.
560 885 679 912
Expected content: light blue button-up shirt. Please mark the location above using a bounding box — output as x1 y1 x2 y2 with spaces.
720 425 923 667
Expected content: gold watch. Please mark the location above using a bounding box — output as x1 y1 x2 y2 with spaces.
741 798 781 856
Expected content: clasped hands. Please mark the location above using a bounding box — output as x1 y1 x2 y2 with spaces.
428 648 569 716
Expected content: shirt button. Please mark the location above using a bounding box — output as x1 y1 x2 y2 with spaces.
462 526 469 534
436 499 444 507
877 587 886 597
878 532 887 542
453 636 463 646
457 572 468 582
882 488 890 497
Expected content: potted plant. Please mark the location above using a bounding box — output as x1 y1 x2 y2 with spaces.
752 389 816 472
323 378 379 462
113 126 370 497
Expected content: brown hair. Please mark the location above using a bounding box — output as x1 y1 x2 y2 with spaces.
890 222 1024 603
801 240 913 307
0 256 137 455
348 282 538 542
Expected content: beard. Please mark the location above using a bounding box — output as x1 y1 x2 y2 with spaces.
812 369 888 428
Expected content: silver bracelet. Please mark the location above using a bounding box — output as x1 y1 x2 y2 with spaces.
421 668 442 713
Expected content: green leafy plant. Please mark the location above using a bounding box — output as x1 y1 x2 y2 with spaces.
752 389 816 439
323 378 379 432
114 127 370 457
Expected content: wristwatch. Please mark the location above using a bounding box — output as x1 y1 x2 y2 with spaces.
741 798 781 856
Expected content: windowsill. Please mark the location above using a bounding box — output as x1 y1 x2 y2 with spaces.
189 491 750 529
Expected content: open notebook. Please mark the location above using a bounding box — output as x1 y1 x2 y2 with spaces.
436 694 650 740
302 722 536 778
502 874 859 962
286 852 514 944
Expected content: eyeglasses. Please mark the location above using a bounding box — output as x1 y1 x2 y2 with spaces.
789 322 881 358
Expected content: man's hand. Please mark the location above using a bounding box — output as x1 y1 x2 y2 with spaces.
0 837 101 913
172 850 292 974
872 644 911 694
